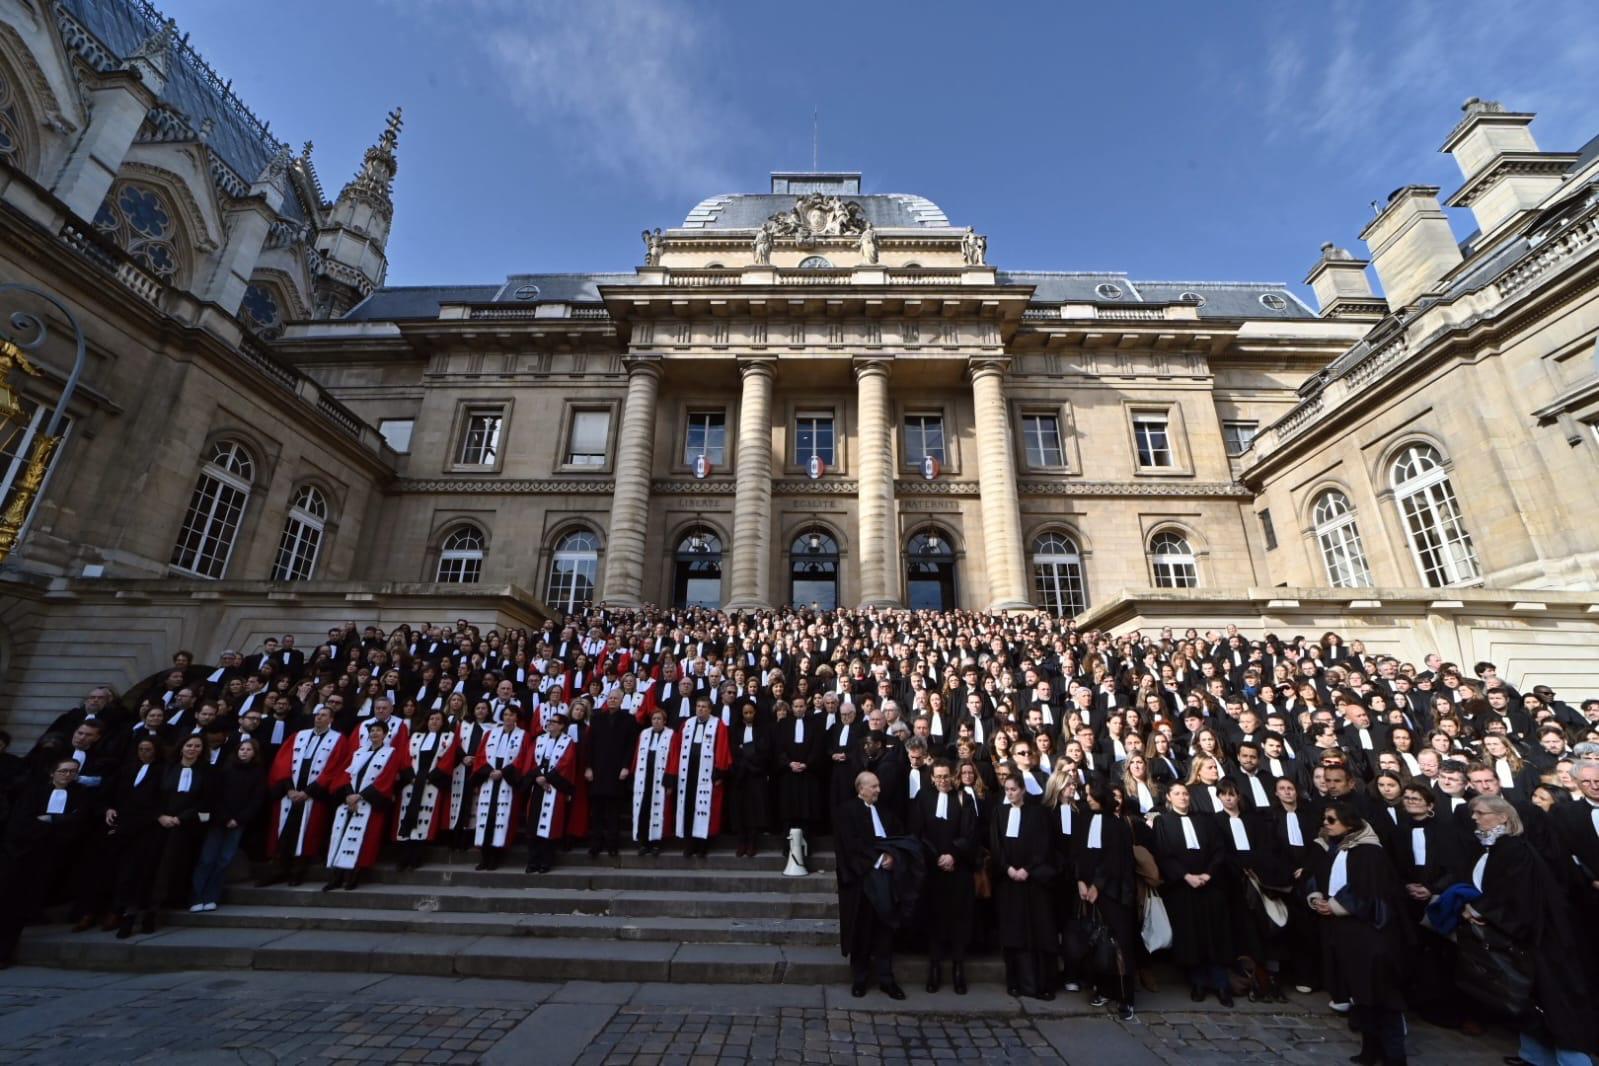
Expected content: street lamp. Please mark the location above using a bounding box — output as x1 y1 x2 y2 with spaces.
0 283 88 565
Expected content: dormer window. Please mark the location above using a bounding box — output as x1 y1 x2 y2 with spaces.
1095 283 1124 300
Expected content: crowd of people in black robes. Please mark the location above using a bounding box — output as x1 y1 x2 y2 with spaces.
2 607 1598 1066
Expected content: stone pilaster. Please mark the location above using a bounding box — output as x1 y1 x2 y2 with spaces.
724 360 775 610
596 357 661 606
854 358 900 607
969 359 1031 610
50 70 164 225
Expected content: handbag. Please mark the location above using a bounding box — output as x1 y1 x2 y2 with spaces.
1141 889 1173 952
1061 900 1091 966
1245 869 1290 928
1453 920 1534 1019
1086 904 1125 976
973 861 992 900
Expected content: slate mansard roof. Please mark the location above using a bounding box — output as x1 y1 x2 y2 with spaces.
680 193 952 231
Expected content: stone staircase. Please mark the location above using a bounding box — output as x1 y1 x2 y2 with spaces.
20 844 1007 984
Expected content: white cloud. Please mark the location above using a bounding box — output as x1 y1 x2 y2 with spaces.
402 0 741 196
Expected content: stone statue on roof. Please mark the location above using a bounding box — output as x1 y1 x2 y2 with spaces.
641 228 664 267
753 225 773 265
859 222 879 264
962 227 986 266
763 194 866 240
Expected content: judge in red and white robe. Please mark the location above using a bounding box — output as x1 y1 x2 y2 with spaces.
451 706 496 847
631 709 676 853
668 698 732 857
469 706 533 870
526 714 578 873
357 698 410 753
318 719 403 889
263 708 343 883
393 711 460 869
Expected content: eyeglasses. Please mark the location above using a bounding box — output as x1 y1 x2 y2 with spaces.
1321 816 1339 825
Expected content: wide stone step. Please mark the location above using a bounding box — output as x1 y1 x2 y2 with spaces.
17 926 1006 985
227 883 840 920
375 845 837 873
352 862 831 895
164 904 839 945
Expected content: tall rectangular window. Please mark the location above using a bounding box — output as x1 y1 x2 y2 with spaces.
1223 420 1258 457
904 414 946 463
456 409 502 466
684 411 726 465
1021 414 1064 467
1258 509 1278 551
795 412 835 465
1133 412 1174 468
566 410 611 466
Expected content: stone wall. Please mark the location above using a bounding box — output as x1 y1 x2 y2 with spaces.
0 577 549 744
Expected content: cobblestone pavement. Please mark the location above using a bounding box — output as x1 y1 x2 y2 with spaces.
0 967 1518 1065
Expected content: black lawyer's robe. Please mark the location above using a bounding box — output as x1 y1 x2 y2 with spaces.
988 800 1057 950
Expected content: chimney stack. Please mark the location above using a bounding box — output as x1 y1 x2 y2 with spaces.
1441 98 1570 238
1304 242 1386 320
1360 186 1462 310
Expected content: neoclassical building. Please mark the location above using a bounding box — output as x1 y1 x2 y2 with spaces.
3 1 1599 738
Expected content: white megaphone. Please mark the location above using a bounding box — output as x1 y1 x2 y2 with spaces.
783 828 810 877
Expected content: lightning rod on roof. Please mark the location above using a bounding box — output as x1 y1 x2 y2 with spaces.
812 109 818 171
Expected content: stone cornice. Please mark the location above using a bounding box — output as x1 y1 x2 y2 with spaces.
1445 153 1578 209
894 479 981 496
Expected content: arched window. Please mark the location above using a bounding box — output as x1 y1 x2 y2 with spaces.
1390 443 1479 586
93 180 186 283
1312 490 1373 588
241 282 284 339
271 485 327 581
905 527 956 611
545 530 599 612
1148 531 1197 589
674 528 723 609
436 524 485 584
171 440 254 578
790 528 839 610
1032 532 1087 616
0 63 32 174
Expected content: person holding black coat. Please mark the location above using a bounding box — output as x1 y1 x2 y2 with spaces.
990 775 1057 1000
1464 795 1598 1066
1215 779 1291 1001
1306 801 1410 1066
1397 783 1476 1029
1073 781 1140 1019
834 770 906 1000
1152 782 1236 1005
0 758 93 967
911 758 977 994
728 702 772 857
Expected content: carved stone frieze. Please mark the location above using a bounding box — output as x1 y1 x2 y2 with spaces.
1015 479 1252 498
650 479 736 495
893 480 981 496
772 479 860 496
395 478 615 494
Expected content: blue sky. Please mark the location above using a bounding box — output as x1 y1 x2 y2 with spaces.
162 0 1599 299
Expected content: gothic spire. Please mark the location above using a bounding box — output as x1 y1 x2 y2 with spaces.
338 106 402 218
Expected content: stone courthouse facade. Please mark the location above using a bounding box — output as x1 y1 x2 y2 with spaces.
3 1 1599 737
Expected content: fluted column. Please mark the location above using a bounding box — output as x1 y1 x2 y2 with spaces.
969 359 1031 610
854 358 900 607
596 357 662 606
725 359 775 610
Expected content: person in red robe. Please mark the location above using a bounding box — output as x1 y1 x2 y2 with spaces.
470 704 533 870
450 700 495 850
318 719 403 890
393 708 460 870
562 699 592 848
260 705 343 886
631 708 676 855
668 696 732 857
527 713 579 873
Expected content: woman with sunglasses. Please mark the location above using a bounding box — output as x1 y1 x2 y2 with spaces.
1306 802 1409 1066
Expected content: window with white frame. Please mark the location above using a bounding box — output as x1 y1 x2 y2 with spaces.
1148 530 1198 588
270 485 327 581
171 440 254 578
795 411 835 465
456 409 502 466
378 418 413 454
684 410 726 466
0 394 71 530
1032 532 1088 616
1312 490 1374 588
435 524 485 584
904 413 947 464
546 530 599 612
566 410 611 466
1132 412 1175 468
1222 420 1258 457
1390 444 1480 587
1021 413 1064 467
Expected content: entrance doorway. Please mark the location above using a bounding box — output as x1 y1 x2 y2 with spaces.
673 528 723 609
905 528 955 610
789 528 839 610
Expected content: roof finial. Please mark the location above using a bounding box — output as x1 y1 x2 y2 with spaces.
127 16 177 78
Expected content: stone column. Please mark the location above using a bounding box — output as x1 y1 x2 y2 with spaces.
969 359 1031 610
596 357 661 606
724 360 775 610
854 358 900 607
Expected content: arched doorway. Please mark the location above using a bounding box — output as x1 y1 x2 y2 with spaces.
905 527 955 610
789 528 839 610
673 527 723 608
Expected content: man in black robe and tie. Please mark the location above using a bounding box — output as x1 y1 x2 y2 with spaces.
834 771 906 1000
